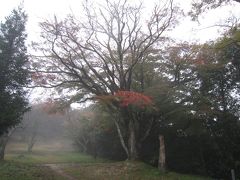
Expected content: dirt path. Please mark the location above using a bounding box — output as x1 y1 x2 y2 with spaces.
44 164 78 180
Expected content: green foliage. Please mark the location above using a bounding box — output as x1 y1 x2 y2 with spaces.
0 6 29 135
135 29 240 178
65 105 126 160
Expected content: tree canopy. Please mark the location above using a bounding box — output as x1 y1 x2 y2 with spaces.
29 0 240 177
31 0 180 160
31 0 179 101
0 7 29 135
189 0 240 20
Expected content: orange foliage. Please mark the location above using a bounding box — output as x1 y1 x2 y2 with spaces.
115 91 153 107
96 91 153 108
195 58 205 65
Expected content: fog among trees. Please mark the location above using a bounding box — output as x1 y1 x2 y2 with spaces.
7 104 73 153
0 0 240 179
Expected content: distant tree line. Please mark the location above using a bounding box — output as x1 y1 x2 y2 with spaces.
64 26 240 179
0 1 239 179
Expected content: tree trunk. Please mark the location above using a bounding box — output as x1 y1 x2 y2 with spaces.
0 128 15 161
113 110 139 161
27 140 35 153
0 133 10 160
76 139 87 153
158 134 166 172
128 120 138 160
27 132 37 153
113 116 129 158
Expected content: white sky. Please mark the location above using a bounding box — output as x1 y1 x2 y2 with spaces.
0 0 240 105
0 0 239 44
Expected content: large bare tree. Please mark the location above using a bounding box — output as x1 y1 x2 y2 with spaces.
31 0 179 160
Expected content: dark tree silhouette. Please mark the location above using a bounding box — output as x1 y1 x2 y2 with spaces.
0 6 29 160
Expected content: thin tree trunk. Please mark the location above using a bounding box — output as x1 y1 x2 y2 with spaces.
158 134 166 172
112 109 138 160
27 131 37 153
0 134 8 160
128 120 138 160
113 117 129 158
76 139 87 153
27 139 35 153
0 129 15 160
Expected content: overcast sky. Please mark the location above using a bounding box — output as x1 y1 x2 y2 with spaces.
1 0 240 44
1 0 240 104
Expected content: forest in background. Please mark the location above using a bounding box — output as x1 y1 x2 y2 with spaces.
0 0 240 179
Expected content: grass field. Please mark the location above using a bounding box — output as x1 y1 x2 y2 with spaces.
1 160 211 180
6 151 107 164
0 161 65 180
1 142 212 180
63 161 211 180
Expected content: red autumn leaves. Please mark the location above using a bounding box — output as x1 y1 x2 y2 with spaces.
96 91 153 108
115 91 153 107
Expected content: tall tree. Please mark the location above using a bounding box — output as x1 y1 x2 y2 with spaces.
0 6 29 160
189 0 240 20
31 0 179 160
195 28 240 176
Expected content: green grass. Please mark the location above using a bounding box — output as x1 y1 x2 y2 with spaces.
63 161 211 180
0 160 211 180
5 151 212 180
0 161 64 180
4 142 212 180
6 141 107 164
6 150 107 164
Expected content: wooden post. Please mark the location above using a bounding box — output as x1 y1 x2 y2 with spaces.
231 169 236 180
158 134 166 172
